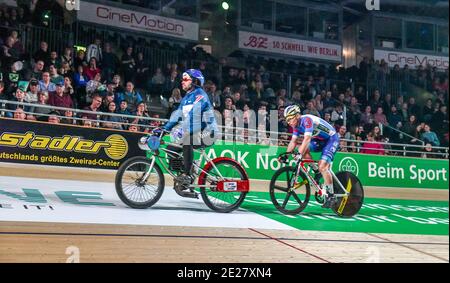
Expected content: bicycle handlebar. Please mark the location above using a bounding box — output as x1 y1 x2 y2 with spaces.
151 127 170 139
278 152 292 157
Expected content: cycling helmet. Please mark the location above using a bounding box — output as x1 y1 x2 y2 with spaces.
183 69 205 87
284 105 301 119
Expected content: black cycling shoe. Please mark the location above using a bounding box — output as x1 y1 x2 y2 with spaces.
321 194 337 208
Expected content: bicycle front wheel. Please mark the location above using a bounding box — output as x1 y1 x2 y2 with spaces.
199 159 248 213
269 166 310 215
115 156 165 209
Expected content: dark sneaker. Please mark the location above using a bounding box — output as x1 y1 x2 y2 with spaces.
322 194 337 208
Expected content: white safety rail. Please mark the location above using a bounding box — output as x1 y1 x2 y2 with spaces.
1 99 448 159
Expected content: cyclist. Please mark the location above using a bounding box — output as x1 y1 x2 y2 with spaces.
152 69 218 186
280 105 340 208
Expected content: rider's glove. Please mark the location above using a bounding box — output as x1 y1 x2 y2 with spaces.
151 127 163 136
277 153 288 163
294 153 303 162
200 130 211 139
138 135 150 150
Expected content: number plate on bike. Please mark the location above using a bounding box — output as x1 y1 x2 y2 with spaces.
224 182 237 191
217 180 250 192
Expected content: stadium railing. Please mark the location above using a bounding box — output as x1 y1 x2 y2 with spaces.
1 99 448 159
20 24 74 61
366 69 403 101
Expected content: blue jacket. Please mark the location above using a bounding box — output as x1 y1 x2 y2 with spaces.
115 91 143 112
73 73 88 88
421 131 440 146
163 87 218 134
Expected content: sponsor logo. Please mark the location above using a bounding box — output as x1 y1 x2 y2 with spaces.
238 31 341 61
338 157 359 175
104 134 128 160
386 53 448 69
96 6 184 35
303 117 312 128
0 132 128 160
375 50 449 70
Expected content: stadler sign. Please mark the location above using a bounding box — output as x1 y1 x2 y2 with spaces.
77 1 199 41
374 49 449 70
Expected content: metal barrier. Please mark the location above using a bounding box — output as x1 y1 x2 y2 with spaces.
381 123 425 145
338 138 448 158
6 24 74 62
22 24 74 60
213 66 355 100
75 22 179 73
1 99 448 159
135 45 179 76
366 69 403 102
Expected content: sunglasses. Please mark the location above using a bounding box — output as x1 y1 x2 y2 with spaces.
285 115 296 123
182 77 192 82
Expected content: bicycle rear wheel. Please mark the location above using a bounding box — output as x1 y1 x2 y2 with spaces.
198 159 248 213
115 156 165 209
331 171 364 218
269 166 310 215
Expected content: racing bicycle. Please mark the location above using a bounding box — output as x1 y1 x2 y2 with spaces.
115 128 249 213
269 152 364 217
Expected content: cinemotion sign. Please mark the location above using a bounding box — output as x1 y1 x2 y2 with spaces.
374 49 449 70
77 1 199 41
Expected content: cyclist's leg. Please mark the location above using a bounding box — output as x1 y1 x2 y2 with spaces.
319 134 340 194
182 131 205 176
183 144 193 174
303 148 312 159
182 133 194 175
171 133 195 186
318 160 332 191
304 139 319 160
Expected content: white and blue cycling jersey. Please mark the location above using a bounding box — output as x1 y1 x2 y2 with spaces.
292 114 339 163
163 87 218 135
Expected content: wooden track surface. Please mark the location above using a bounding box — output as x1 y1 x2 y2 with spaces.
0 162 448 263
0 221 448 263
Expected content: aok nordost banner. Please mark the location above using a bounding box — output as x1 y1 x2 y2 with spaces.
238 30 342 62
78 1 199 41
183 142 448 190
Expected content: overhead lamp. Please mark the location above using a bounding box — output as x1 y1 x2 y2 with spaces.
221 1 229 10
